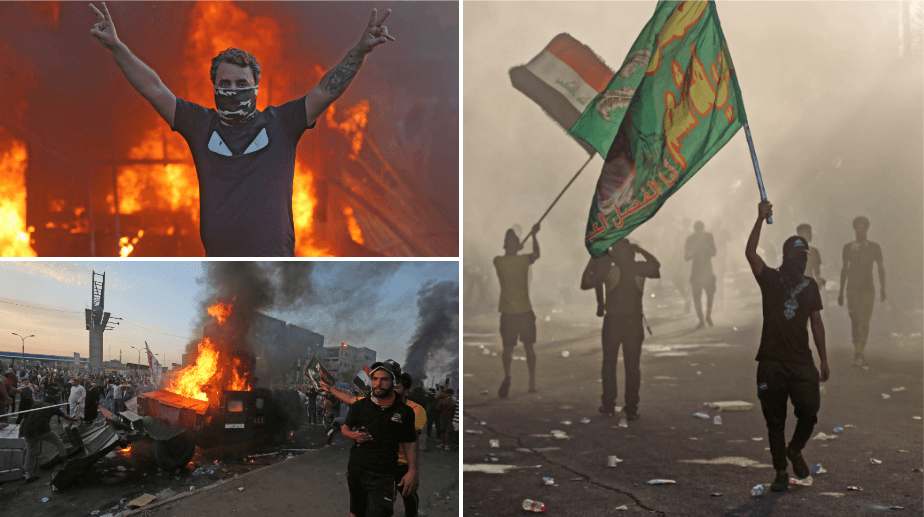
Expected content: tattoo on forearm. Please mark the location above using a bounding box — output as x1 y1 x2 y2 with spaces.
322 51 365 95
324 66 358 94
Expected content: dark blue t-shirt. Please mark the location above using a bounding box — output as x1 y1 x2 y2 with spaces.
172 96 314 256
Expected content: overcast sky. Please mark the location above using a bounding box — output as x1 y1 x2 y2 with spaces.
0 261 457 368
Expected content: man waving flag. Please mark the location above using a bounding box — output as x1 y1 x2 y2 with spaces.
570 1 748 258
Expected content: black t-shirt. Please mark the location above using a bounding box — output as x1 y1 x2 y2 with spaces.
344 396 417 473
755 267 823 365
21 402 67 439
172 96 315 257
603 259 660 314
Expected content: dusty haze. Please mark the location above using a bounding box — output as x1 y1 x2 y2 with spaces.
464 1 924 321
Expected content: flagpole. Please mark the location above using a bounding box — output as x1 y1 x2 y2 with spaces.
520 154 596 245
743 122 772 224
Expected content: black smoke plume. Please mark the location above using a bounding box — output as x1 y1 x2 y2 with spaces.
403 280 459 389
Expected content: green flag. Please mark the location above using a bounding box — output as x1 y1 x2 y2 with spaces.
569 1 747 258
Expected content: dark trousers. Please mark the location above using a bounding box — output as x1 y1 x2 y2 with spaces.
691 275 716 319
846 290 875 354
394 463 419 517
601 312 644 413
756 359 820 471
308 405 317 425
348 464 396 517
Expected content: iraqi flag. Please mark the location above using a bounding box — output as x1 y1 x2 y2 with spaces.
352 366 372 394
145 341 163 388
510 33 615 155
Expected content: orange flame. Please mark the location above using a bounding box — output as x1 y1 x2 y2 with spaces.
165 338 251 402
119 230 145 257
326 100 370 159
0 135 37 257
166 339 219 401
207 300 233 325
343 205 364 245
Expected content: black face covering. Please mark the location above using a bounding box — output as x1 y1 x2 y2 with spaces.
779 254 808 292
214 85 258 127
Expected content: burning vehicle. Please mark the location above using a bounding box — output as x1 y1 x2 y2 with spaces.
51 298 304 489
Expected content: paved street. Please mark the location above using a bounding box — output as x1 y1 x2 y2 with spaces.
0 418 458 517
463 289 923 516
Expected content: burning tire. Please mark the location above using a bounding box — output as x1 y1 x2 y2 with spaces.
151 435 196 471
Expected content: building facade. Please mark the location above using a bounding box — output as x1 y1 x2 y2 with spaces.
322 344 376 382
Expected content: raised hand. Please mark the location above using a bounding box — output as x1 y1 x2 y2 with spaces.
356 8 396 54
89 2 120 50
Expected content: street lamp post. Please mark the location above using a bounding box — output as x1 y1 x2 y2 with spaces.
12 333 34 370
130 345 142 378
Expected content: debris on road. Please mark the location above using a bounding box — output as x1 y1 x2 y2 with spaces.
522 499 547 512
561 351 570 358
618 418 628 428
813 464 827 475
41 497 49 503
465 430 484 435
155 488 176 500
541 477 554 486
789 476 813 486
615 504 628 510
560 421 572 425
833 426 843 433
812 432 838 441
871 459 882 465
882 394 891 400
692 412 710 419
710 492 722 497
705 401 754 411
751 437 763 441
579 418 590 424
489 439 500 448
821 492 845 497
607 456 623 467
750 485 765 497
846 486 863 491
126 494 157 508
477 420 486 425
892 387 906 392
647 479 676 485
480 390 488 396
713 416 722 425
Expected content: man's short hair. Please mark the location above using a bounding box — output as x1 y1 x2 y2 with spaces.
399 372 413 391
796 223 812 235
210 48 261 86
853 216 870 230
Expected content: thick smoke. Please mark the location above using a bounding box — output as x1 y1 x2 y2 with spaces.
183 262 406 387
403 280 459 389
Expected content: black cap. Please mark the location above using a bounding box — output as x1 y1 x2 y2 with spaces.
783 235 809 256
370 360 401 381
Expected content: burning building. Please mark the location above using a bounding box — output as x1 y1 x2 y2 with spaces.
0 2 458 257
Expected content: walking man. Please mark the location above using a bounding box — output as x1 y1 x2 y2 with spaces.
745 200 829 492
494 224 541 397
838 216 885 367
20 395 79 483
581 239 660 420
685 221 717 328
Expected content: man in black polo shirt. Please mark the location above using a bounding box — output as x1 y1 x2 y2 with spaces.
581 239 660 420
90 3 396 256
342 360 418 517
745 200 829 492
